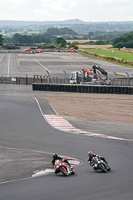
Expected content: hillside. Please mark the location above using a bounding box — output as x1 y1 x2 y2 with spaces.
0 20 133 35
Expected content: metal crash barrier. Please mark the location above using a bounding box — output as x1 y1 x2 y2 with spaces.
32 83 133 95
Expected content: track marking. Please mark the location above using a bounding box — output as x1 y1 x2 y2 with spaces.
44 115 133 141
0 146 81 184
7 54 10 77
32 156 81 178
0 54 4 63
32 157 81 178
33 97 133 141
34 58 51 73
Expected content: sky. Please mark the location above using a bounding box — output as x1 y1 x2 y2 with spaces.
0 0 133 22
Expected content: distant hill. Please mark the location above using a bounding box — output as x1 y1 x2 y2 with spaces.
0 19 86 26
1 19 133 35
1 19 133 26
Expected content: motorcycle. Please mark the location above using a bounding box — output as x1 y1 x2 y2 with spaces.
54 159 75 176
90 156 111 173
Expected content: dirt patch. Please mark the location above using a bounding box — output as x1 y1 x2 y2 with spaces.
45 93 133 123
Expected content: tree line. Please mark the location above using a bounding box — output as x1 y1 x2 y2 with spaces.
46 27 76 36
2 33 70 49
4 33 56 44
0 29 133 49
113 31 133 48
0 34 4 46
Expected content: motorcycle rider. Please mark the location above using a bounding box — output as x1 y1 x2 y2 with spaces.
88 151 108 166
51 153 73 173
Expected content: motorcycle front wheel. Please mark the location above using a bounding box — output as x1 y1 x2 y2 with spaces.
60 168 68 176
99 164 107 173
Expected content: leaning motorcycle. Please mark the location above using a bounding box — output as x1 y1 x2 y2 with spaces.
54 159 75 176
90 156 111 173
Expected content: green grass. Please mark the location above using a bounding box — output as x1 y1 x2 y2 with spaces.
83 49 133 62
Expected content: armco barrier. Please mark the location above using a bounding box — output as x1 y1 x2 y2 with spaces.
32 83 133 95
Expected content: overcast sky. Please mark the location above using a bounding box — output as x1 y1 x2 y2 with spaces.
0 0 133 22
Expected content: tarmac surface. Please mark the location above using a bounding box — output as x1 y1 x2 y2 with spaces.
0 84 133 183
0 52 133 77
0 85 54 183
0 50 133 199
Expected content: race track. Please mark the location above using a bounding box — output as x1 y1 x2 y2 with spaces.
0 86 133 200
0 52 133 77
0 52 133 200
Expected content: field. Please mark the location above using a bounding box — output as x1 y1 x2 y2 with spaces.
78 44 112 49
66 40 97 43
81 48 133 62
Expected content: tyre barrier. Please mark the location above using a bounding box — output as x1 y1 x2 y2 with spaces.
32 83 133 95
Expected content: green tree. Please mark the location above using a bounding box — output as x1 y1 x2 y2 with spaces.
113 31 133 48
0 34 4 46
68 42 79 50
12 33 22 43
113 42 126 48
95 40 106 45
46 27 77 36
5 33 56 44
88 32 94 39
56 37 66 47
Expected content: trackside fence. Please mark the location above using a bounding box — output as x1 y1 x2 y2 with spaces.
1 76 133 87
0 76 69 85
110 77 133 86
32 83 133 95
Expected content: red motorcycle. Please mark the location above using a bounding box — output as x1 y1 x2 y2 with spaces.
54 159 75 176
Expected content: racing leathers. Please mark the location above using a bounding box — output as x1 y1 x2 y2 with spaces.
51 155 72 173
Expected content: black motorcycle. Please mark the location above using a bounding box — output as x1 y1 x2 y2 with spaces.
90 156 111 173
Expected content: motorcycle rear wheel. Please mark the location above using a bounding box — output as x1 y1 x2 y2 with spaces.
71 168 75 174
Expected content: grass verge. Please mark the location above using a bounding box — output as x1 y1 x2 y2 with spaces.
79 49 133 68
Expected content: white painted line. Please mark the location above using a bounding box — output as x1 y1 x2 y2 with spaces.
50 124 74 127
47 120 72 123
57 129 77 132
0 54 4 62
50 124 73 127
7 54 10 77
33 97 45 119
44 115 133 141
48 122 72 125
48 122 68 124
0 145 81 184
47 119 71 122
34 99 133 142
34 58 51 73
69 160 81 165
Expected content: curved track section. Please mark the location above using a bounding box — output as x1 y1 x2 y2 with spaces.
0 95 133 200
44 114 133 141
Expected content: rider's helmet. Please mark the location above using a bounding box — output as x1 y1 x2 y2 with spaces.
53 153 58 159
88 151 94 158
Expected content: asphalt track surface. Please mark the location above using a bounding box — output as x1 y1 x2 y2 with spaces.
0 85 133 200
0 52 133 77
0 52 133 200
